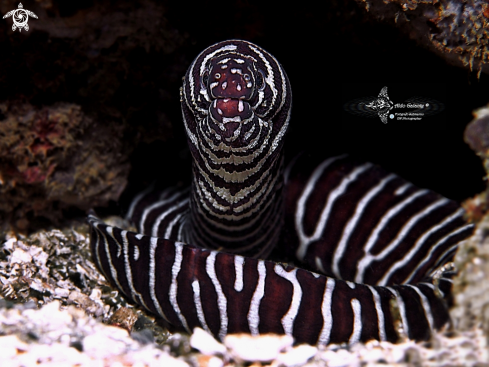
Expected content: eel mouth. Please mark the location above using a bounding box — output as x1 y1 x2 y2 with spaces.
209 98 253 139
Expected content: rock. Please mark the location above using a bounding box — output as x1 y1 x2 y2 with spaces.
451 102 489 340
275 344 317 367
0 335 28 359
0 0 187 228
0 102 130 228
224 333 294 362
353 0 489 77
82 325 130 359
10 248 33 264
22 300 72 330
0 299 189 366
318 348 361 367
67 290 104 317
108 306 139 332
190 328 226 356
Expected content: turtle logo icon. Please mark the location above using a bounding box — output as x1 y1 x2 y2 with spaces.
3 3 38 32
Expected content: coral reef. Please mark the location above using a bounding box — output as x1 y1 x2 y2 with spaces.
450 104 489 341
354 0 489 77
0 102 130 228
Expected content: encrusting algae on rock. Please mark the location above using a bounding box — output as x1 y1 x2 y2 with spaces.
0 102 130 230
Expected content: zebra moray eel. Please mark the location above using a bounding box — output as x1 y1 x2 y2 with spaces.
88 40 474 345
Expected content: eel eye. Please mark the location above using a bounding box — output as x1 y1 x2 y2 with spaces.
256 69 266 91
243 74 251 81
214 73 221 79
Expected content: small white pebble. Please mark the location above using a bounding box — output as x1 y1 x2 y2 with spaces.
157 352 190 367
0 335 28 359
55 287 70 298
320 349 360 367
10 248 32 264
15 343 89 366
89 288 102 301
276 344 317 366
208 356 224 367
224 333 293 362
391 344 410 363
82 327 128 359
3 238 16 250
23 301 72 330
32 248 49 266
190 328 226 355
